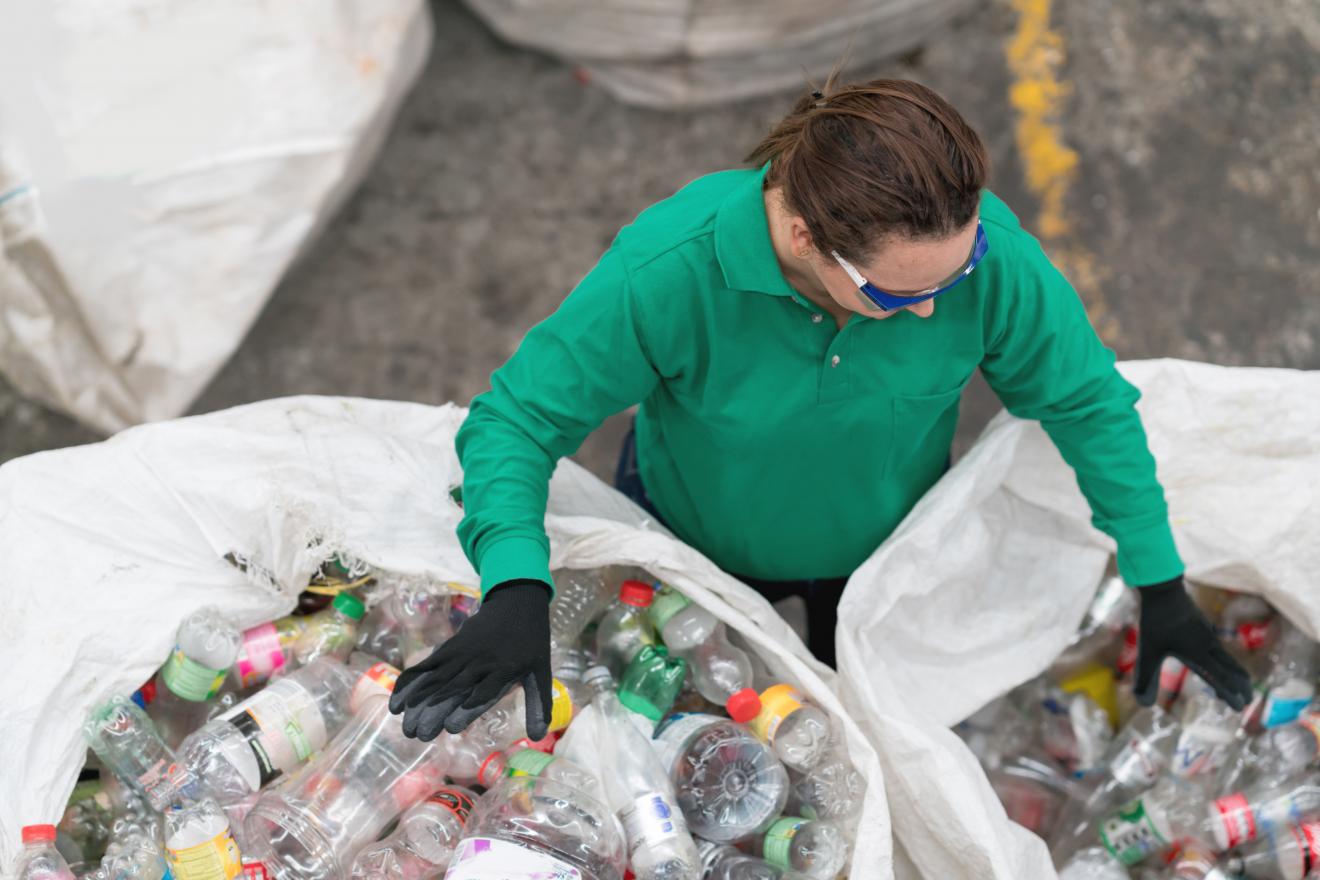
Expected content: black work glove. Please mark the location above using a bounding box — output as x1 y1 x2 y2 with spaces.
390 579 552 742
1133 576 1253 711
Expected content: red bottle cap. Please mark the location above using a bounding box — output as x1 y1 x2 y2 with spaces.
726 688 763 724
619 580 655 608
21 825 56 844
139 679 157 706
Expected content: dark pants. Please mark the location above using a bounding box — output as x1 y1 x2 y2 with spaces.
614 427 848 668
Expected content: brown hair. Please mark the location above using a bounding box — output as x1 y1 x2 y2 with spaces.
745 74 989 263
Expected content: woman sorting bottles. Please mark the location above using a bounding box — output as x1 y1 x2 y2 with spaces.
389 75 1253 743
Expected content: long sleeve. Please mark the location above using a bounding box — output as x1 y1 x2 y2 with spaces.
455 249 661 595
979 234 1184 586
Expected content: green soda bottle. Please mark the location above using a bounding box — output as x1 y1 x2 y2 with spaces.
618 644 688 723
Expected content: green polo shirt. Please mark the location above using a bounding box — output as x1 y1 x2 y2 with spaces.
455 162 1183 594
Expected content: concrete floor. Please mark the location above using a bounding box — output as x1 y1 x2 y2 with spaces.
1 0 1317 480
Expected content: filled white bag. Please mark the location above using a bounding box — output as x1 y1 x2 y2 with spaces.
0 1 432 433
836 358 1320 879
0 396 889 877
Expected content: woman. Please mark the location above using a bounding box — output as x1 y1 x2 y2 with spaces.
390 76 1251 743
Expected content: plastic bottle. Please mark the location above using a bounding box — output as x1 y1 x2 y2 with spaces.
150 608 242 748
787 746 866 822
242 695 448 880
648 586 762 723
1057 847 1130 880
349 786 476 880
1218 703 1320 793
444 776 626 880
620 645 688 723
442 691 530 786
1095 774 1210 866
476 745 603 801
346 652 403 713
1216 593 1278 664
696 838 807 880
1171 674 1243 780
1223 820 1320 880
98 818 168 880
15 826 76 880
747 685 834 773
1260 624 1320 729
231 617 308 690
753 817 848 880
163 798 243 880
596 580 659 678
550 646 594 721
84 697 195 811
548 568 617 663
289 592 367 668
584 665 701 880
1207 770 1320 851
178 656 359 805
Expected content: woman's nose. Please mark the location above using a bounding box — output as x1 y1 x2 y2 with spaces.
908 299 936 318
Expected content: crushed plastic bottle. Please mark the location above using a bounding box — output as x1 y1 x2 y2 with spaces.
548 568 617 663
1218 702 1320 793
163 798 243 880
753 817 848 880
748 685 834 773
84 697 195 811
98 817 168 880
596 580 659 679
349 786 476 880
648 585 762 723
1171 674 1243 780
15 825 76 880
786 745 866 822
290 592 366 669
150 608 242 748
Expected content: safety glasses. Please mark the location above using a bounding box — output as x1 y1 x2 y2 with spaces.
830 221 989 312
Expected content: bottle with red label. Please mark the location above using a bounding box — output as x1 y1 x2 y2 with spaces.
1223 819 1320 880
1218 703 1320 793
1206 770 1320 851
348 786 476 880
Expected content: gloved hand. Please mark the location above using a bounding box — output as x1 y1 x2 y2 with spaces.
1133 576 1253 710
389 578 552 742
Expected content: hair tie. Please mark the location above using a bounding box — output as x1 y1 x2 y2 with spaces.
811 89 827 108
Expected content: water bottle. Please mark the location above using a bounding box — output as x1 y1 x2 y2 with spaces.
150 608 242 748
1094 773 1209 866
1056 847 1130 880
231 617 308 690
1223 819 1320 880
1259 623 1320 729
349 786 476 880
584 665 701 880
15 826 76 880
84 697 196 811
620 645 688 723
754 817 848 880
476 745 603 802
748 686 834 773
596 581 659 679
1218 703 1320 793
786 746 866 822
648 586 761 723
442 691 530 786
347 652 403 713
650 713 788 844
696 838 806 880
98 817 168 880
548 568 617 663
1206 770 1320 851
1170 674 1244 779
290 592 367 668
242 695 448 880
549 646 594 722
178 657 359 805
163 798 243 880
444 776 626 880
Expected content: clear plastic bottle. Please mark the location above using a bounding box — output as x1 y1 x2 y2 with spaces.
649 586 762 723
163 798 243 880
1216 593 1278 665
549 646 594 722
178 657 359 805
150 608 242 748
1223 820 1320 880
697 838 806 880
15 825 76 880
445 776 626 880
290 592 366 668
1260 624 1320 729
596 580 659 679
346 652 403 713
748 685 834 773
242 695 448 880
1094 774 1209 866
787 746 866 822
98 817 168 880
1171 674 1243 780
84 696 196 811
349 786 476 880
754 817 848 880
1218 703 1320 793
231 617 308 690
650 713 788 844
1206 770 1320 851
1057 847 1130 880
584 665 701 880
476 745 603 802
442 691 529 786
548 568 617 663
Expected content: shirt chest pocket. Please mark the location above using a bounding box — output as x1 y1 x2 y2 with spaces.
884 384 965 481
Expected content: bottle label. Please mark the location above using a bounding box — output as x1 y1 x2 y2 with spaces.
1109 735 1165 788
651 713 722 775
427 788 475 825
507 749 557 778
162 648 228 702
349 661 401 713
647 587 691 631
1295 821 1320 874
763 818 804 868
219 678 327 788
548 679 574 733
444 836 581 879
619 793 689 856
750 685 804 744
1212 791 1257 848
1262 680 1315 728
138 757 190 803
1099 800 1167 865
166 828 243 880
234 623 288 688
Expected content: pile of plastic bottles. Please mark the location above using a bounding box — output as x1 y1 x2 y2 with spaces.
17 561 863 880
957 567 1320 879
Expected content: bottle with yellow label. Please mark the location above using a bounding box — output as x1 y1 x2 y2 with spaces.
748 684 835 773
165 798 243 880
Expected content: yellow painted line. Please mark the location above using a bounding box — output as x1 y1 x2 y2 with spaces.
1004 0 1119 342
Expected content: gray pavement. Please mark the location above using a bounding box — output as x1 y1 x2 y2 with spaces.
1 0 1317 480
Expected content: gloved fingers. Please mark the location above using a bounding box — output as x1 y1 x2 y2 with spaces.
1132 648 1166 707
1179 645 1254 710
442 675 519 736
392 654 466 713
398 665 482 736
402 690 470 742
521 666 552 743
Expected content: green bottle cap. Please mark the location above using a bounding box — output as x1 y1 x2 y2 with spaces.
332 592 366 620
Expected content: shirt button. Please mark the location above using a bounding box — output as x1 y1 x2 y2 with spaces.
811 313 823 324
831 355 841 367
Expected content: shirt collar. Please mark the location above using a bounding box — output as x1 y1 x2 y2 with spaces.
714 161 799 298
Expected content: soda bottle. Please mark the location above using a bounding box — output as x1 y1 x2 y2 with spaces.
1206 770 1320 851
84 696 197 812
754 817 848 880
15 826 76 880
178 657 360 805
747 685 834 773
150 608 242 748
696 838 807 879
230 617 308 690
476 745 603 801
289 592 366 668
584 666 701 880
1222 819 1320 880
595 580 659 678
1259 623 1319 730
619 645 688 724
648 585 762 723
444 776 626 880
786 746 866 822
243 695 448 880
1218 703 1320 793
349 786 476 880
650 713 789 843
1170 674 1243 780
548 568 617 663
163 798 243 880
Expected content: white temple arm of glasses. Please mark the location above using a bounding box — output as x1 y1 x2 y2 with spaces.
830 250 868 287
